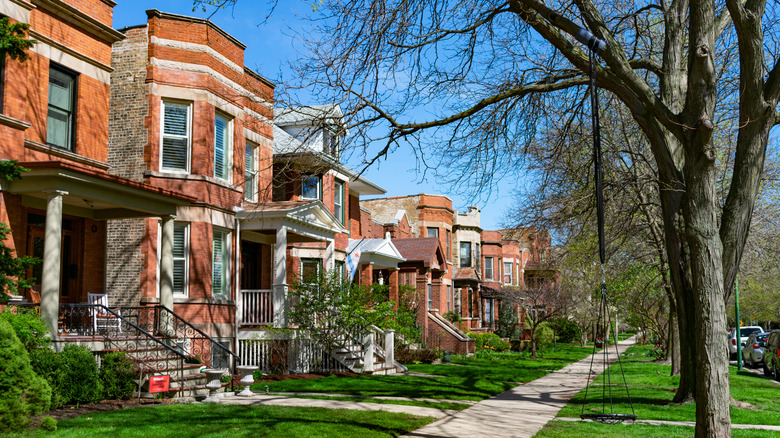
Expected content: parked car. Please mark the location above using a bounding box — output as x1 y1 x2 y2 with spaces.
764 330 780 380
727 326 764 359
743 332 770 368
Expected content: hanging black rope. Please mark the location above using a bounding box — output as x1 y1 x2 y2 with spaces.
578 31 637 425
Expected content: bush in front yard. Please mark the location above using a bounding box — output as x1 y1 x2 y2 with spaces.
100 351 138 400
60 344 101 404
29 348 67 409
0 319 51 431
468 332 509 352
395 346 439 364
0 307 50 352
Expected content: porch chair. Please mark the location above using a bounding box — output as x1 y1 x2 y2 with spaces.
87 293 122 334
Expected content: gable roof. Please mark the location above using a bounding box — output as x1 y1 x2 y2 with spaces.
393 237 446 271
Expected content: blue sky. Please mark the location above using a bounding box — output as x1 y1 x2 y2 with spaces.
112 1 523 230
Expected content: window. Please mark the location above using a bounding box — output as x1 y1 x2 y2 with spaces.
244 141 257 201
427 283 432 310
301 175 320 200
540 250 546 263
172 224 189 295
335 260 345 282
467 288 473 317
334 180 345 223
427 227 438 238
212 228 230 297
447 285 452 312
214 112 232 181
485 257 494 280
475 243 481 272
47 64 77 150
161 100 191 172
504 261 513 285
446 230 451 261
459 242 471 267
324 126 341 157
301 258 322 282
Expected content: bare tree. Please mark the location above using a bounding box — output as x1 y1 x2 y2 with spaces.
207 0 780 434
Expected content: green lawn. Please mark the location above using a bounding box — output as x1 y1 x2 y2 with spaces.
3 404 434 438
253 344 594 402
536 420 780 438
546 345 780 435
274 393 472 411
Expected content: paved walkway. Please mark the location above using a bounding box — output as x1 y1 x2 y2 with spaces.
401 339 635 437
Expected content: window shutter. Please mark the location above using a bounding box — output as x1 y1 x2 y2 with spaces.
215 114 228 180
172 225 186 294
162 103 189 170
212 230 224 294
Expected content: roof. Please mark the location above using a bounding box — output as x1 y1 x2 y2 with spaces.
274 104 344 127
393 237 446 270
453 267 480 281
347 234 406 269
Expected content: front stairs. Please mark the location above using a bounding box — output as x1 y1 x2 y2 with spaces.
330 326 406 375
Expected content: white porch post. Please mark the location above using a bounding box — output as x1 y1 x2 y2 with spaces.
160 215 175 336
363 331 375 372
273 226 288 327
41 190 67 339
385 329 395 367
325 239 335 272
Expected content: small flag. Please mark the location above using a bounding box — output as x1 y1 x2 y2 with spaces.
346 247 361 282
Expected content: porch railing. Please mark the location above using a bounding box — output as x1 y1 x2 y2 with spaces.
238 289 273 325
117 305 239 374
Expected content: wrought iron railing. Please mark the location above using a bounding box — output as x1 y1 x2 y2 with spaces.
15 303 187 395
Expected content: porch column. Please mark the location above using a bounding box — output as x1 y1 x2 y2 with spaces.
360 263 373 286
325 239 335 272
273 226 287 327
159 215 175 336
41 190 67 338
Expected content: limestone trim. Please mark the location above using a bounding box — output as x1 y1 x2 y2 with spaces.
174 205 236 229
0 113 31 130
144 170 241 192
243 127 272 148
243 106 272 125
29 30 112 83
24 139 110 170
1 0 34 24
150 36 243 74
31 0 125 44
150 58 273 109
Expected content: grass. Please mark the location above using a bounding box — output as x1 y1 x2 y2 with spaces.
536 420 780 438
253 344 594 402
2 404 434 438
274 393 471 411
547 344 780 435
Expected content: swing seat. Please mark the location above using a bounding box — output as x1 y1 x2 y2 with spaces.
581 413 637 424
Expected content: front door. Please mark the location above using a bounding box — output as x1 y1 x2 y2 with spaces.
27 219 82 303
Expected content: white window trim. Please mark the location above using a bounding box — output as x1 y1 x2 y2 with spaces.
504 261 513 285
301 175 321 200
156 222 190 298
159 99 192 174
334 179 344 223
212 227 231 297
244 140 258 202
485 257 494 280
214 111 233 183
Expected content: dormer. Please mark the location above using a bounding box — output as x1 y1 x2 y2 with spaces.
274 104 347 160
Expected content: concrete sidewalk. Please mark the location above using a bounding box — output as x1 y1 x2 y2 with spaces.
401 339 635 438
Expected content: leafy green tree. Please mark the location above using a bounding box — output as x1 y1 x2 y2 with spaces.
0 17 35 61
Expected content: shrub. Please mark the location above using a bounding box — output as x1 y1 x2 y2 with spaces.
60 344 101 404
535 322 555 349
468 332 509 352
395 346 439 364
0 307 50 351
29 348 67 409
0 319 51 431
550 318 580 343
443 311 461 323
100 351 137 400
39 416 57 432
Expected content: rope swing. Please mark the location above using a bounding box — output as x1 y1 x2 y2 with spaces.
576 28 637 425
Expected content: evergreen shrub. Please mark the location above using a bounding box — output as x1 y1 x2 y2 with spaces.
100 351 137 400
550 318 580 343
29 348 66 409
0 319 51 431
0 307 50 351
60 345 101 404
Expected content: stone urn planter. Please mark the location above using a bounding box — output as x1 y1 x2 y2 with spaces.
202 369 224 403
236 365 258 397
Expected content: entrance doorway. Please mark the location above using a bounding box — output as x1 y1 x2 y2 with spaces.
26 213 82 303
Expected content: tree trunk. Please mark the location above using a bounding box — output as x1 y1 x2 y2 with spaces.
668 293 681 375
